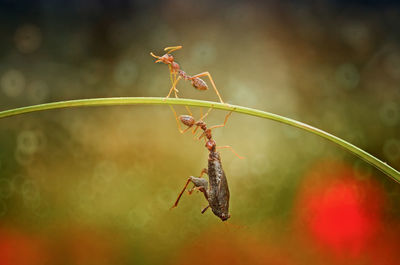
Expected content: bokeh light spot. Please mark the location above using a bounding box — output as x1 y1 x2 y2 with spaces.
379 101 399 127
335 63 359 90
384 51 400 79
27 80 49 104
383 138 400 162
1 69 25 97
14 24 42 54
113 60 138 87
190 41 217 66
17 130 40 155
0 178 13 199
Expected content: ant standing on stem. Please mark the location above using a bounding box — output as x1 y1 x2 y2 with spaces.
150 45 224 103
150 46 227 130
171 109 243 221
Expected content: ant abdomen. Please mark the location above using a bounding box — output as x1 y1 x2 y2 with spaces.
191 77 208 91
179 115 195 127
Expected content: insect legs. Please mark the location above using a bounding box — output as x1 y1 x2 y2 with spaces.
171 168 209 209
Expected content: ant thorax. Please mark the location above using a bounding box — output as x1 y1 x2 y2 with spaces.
171 61 180 72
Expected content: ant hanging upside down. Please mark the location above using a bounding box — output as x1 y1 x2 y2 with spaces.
171 109 243 221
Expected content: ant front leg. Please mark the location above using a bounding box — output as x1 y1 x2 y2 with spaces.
165 65 181 99
208 111 233 131
190 71 224 104
166 66 193 128
198 111 232 140
192 108 213 140
217 145 245 159
166 75 182 99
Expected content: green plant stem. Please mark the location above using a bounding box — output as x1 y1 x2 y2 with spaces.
0 97 399 182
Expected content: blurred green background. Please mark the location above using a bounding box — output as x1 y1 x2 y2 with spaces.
0 0 400 264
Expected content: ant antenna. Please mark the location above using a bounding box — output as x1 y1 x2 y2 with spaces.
164 46 182 53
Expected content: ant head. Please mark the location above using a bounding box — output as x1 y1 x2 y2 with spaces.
150 52 174 64
179 115 195 127
150 46 182 65
205 139 216 152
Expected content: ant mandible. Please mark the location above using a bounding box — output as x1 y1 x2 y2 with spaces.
150 45 224 103
171 109 243 221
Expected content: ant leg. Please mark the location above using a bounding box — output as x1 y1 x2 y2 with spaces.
216 145 245 159
190 72 224 104
168 69 193 116
164 45 182 53
197 110 232 140
166 75 182 99
169 105 191 133
192 108 213 139
168 65 177 90
167 73 193 133
200 107 213 121
166 65 180 98
172 70 180 95
208 111 233 131
192 107 213 139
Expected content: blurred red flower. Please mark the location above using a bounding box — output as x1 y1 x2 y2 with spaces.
0 226 48 265
294 161 385 260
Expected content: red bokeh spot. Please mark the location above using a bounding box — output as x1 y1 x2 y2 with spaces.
295 161 384 259
0 226 48 265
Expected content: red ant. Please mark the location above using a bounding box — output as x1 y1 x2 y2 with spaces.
171 109 243 221
150 45 224 103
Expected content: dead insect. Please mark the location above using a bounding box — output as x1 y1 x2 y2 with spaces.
171 110 243 221
150 45 224 103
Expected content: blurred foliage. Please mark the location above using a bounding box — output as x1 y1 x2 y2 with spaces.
0 0 400 264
